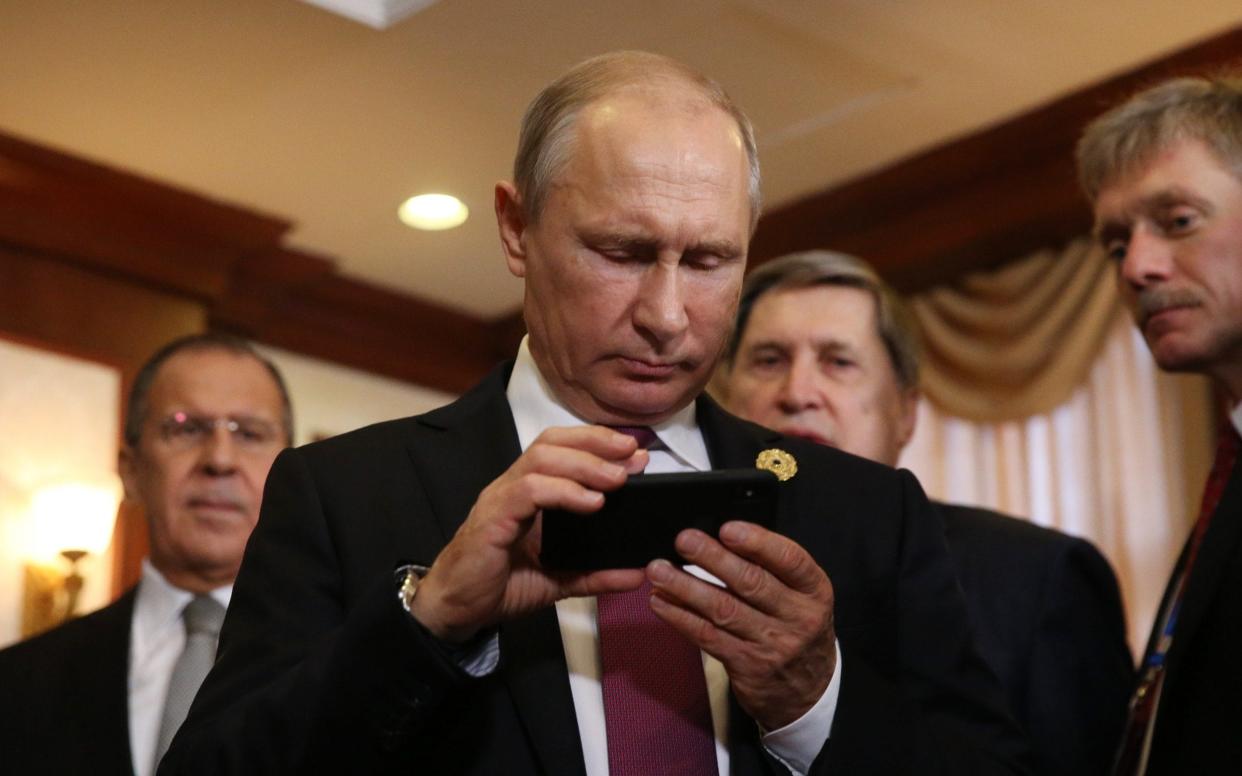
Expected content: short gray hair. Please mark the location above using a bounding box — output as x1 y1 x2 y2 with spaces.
1077 73 1242 202
726 251 921 390
124 333 293 447
514 50 761 229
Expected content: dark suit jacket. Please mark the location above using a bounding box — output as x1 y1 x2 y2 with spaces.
0 588 137 774
939 503 1133 776
161 366 1030 774
1140 459 1242 774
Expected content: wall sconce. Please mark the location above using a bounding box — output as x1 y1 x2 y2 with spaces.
21 483 118 638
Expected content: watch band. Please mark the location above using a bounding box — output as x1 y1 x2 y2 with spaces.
395 564 431 614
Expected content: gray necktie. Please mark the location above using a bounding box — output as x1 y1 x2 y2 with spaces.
154 595 225 766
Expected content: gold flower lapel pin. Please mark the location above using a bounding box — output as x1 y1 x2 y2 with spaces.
756 448 797 482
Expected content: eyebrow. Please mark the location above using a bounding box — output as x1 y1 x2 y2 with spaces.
1093 187 1214 240
744 337 857 355
582 230 744 260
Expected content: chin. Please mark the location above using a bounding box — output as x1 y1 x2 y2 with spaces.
1149 340 1213 373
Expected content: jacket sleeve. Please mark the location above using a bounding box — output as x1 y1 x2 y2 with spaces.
1024 539 1134 775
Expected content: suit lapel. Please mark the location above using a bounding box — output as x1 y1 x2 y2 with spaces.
1166 461 1242 681
697 396 799 537
405 364 522 543
697 395 776 470
109 591 139 770
500 609 588 776
73 590 138 772
408 363 585 773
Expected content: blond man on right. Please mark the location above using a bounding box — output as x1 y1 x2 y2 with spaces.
1077 74 1242 775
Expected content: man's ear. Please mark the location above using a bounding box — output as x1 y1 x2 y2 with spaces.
117 446 139 503
495 181 529 278
896 387 920 450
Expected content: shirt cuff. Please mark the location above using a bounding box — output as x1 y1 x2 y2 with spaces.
760 638 842 775
457 631 500 677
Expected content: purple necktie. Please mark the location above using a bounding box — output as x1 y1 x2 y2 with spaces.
597 426 718 776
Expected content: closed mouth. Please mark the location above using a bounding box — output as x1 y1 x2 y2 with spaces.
617 356 682 377
187 496 244 513
782 428 832 447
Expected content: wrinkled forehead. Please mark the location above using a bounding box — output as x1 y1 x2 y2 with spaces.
747 284 882 348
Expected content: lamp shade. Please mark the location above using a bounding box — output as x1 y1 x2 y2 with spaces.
25 483 119 562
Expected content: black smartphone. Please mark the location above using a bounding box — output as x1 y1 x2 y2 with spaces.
539 468 779 571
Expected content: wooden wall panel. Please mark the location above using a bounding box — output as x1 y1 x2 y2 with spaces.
213 248 502 394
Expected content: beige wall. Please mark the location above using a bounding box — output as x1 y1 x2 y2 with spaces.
256 345 456 446
0 338 121 648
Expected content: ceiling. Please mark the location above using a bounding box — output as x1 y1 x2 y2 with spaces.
0 1 1238 318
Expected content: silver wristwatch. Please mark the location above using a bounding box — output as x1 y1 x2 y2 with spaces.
396 564 431 614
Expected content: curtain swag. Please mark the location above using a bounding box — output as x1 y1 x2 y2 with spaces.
909 237 1124 422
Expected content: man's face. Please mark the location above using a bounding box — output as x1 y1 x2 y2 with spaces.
1094 138 1242 390
725 285 917 467
119 349 287 591
497 88 752 424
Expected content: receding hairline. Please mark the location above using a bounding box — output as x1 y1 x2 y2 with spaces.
1076 73 1242 202
124 336 294 448
727 251 922 390
513 50 762 228
145 348 285 417
561 82 751 179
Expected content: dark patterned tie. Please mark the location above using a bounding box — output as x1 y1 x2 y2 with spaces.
155 595 226 766
597 425 718 776
1112 422 1241 775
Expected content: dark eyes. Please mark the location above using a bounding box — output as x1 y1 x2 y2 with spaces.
685 252 726 270
746 353 855 372
1099 208 1201 262
1167 211 1198 232
159 414 279 449
749 353 784 370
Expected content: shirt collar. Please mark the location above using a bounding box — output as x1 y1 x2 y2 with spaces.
505 336 711 471
1230 401 1242 438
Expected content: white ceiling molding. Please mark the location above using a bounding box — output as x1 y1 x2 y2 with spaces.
299 0 439 30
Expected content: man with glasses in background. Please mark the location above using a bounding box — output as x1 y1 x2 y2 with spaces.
0 333 293 776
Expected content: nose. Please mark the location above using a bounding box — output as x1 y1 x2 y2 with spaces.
1120 226 1174 290
199 426 239 475
632 262 689 347
777 354 821 413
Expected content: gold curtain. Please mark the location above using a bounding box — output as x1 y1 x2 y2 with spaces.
910 238 1123 422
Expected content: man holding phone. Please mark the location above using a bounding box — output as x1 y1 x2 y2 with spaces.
163 51 1027 775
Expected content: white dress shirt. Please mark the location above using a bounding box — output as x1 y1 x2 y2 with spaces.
504 337 840 775
128 560 231 776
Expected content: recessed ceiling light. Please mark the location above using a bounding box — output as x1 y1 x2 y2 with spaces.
398 193 469 231
299 0 440 30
